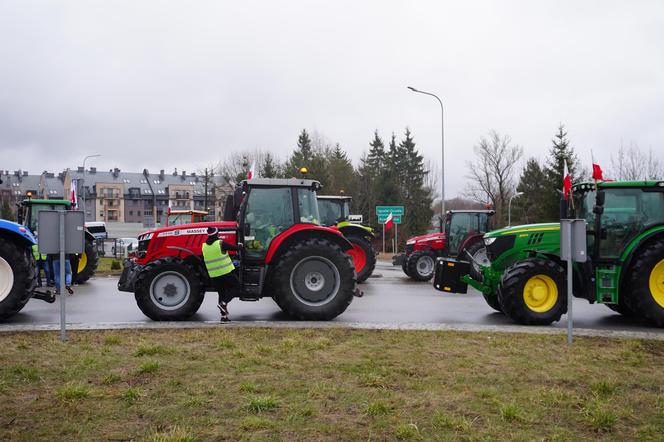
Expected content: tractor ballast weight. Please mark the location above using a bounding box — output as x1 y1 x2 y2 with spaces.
434 180 664 327
317 195 377 283
398 210 494 281
119 178 358 321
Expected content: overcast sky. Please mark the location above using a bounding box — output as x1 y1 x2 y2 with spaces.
1 0 662 197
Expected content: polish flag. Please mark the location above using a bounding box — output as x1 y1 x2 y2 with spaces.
247 161 256 180
592 163 604 181
563 161 572 200
384 212 394 232
70 178 78 209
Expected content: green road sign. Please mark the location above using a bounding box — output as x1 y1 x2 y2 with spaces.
376 206 404 224
377 214 402 224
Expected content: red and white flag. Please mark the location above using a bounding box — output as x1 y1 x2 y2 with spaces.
247 161 256 180
70 179 78 209
563 161 572 200
384 212 394 232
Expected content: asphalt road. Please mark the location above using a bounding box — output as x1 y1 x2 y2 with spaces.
4 261 663 336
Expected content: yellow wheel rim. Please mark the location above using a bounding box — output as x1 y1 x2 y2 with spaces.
649 259 664 309
78 253 88 274
523 274 558 313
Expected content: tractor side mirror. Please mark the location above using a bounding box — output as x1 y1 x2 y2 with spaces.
244 223 251 236
593 190 605 215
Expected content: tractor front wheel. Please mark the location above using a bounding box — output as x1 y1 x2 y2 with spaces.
273 238 356 320
463 241 490 282
345 235 376 283
401 258 411 277
134 257 204 320
499 258 566 325
0 237 35 320
624 240 664 327
406 250 436 281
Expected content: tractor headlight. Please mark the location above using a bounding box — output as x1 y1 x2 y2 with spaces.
406 239 416 245
484 237 497 246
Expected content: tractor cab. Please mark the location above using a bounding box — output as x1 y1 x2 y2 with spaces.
444 210 495 257
166 209 209 226
317 195 352 226
17 198 71 235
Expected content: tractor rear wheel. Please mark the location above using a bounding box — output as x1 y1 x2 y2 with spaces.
499 258 566 325
273 238 355 320
624 240 664 327
76 239 98 283
463 241 490 282
482 292 503 313
0 237 35 320
406 250 436 281
345 235 376 283
134 257 204 320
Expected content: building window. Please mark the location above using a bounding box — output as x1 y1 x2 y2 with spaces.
129 211 133 216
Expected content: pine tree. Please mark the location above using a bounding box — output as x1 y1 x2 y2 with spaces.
326 144 355 194
261 152 278 178
234 155 251 183
285 129 314 177
514 158 549 224
542 124 581 220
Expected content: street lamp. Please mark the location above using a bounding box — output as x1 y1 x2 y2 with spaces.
81 154 101 220
508 191 524 227
407 86 445 228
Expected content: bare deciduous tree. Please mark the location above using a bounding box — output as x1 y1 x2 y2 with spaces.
465 131 524 225
610 141 663 180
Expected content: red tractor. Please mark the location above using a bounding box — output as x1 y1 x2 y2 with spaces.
118 178 357 321
317 195 377 283
397 210 494 281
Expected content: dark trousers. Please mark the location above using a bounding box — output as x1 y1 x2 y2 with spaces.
211 273 240 304
70 255 80 284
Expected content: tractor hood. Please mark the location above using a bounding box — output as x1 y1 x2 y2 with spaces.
406 232 445 245
138 221 237 241
484 223 560 238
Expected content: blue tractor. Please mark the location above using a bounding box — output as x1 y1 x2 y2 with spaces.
0 219 39 320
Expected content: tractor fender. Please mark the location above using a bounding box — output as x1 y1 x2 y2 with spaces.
338 224 375 240
0 220 37 246
265 224 352 265
619 225 664 286
458 233 485 254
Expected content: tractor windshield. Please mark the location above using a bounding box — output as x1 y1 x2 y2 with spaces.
446 213 484 255
297 189 320 225
28 203 67 233
243 187 295 259
318 199 348 226
167 214 188 226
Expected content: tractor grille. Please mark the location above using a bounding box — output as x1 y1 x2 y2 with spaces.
527 232 545 246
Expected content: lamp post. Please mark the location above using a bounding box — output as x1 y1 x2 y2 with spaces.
508 191 524 227
407 86 445 228
81 154 101 221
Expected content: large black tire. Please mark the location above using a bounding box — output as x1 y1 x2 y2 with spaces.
623 240 664 327
0 237 35 320
134 257 204 320
272 238 356 320
76 239 98 283
402 258 411 277
499 258 567 325
345 235 376 283
406 250 436 281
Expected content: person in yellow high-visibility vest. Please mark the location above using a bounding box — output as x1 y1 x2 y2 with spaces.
202 227 242 322
32 244 49 287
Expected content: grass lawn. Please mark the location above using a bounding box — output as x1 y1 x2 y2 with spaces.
95 256 123 276
0 328 662 441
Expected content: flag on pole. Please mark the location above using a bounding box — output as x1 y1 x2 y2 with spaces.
592 163 603 181
384 212 394 232
247 161 256 180
563 161 572 201
70 179 78 209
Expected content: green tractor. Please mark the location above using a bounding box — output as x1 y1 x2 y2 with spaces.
17 198 99 283
317 195 377 283
434 180 664 327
